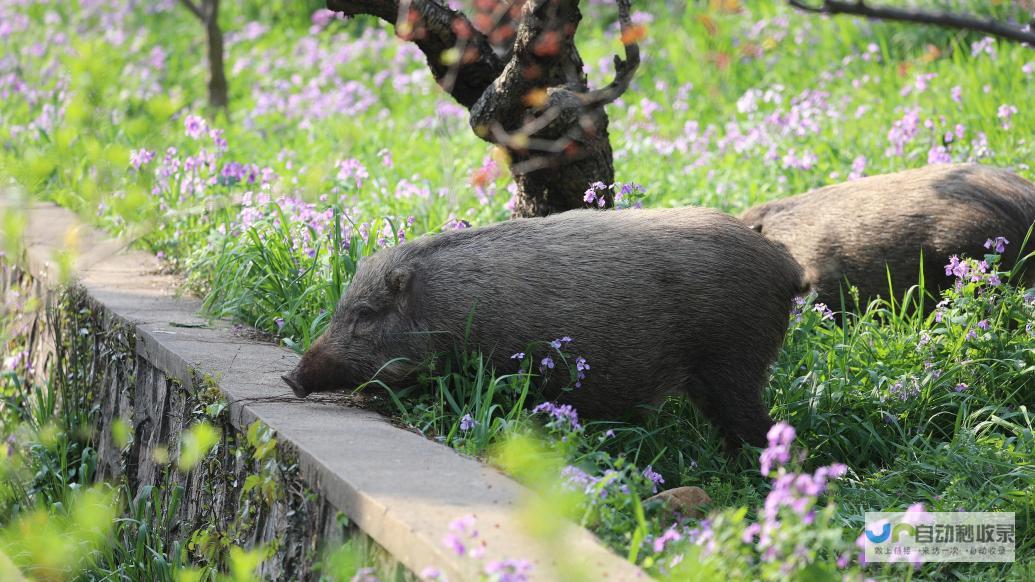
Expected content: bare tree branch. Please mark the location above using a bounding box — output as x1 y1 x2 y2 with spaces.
177 0 205 21
788 0 1035 45
328 0 504 107
580 0 640 107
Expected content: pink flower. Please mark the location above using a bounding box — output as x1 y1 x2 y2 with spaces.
997 104 1018 130
970 36 996 59
442 533 465 556
184 114 206 139
760 422 795 475
130 148 155 169
848 155 867 180
652 526 683 552
336 158 369 189
484 559 532 582
419 566 443 580
927 145 952 165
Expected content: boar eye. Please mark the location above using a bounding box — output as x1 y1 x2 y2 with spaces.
352 304 376 320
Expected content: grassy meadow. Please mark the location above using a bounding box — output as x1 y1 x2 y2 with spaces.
0 0 1033 579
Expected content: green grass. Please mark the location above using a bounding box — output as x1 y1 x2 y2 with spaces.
1 0 1034 579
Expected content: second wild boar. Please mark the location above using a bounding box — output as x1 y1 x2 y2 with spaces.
739 163 1035 311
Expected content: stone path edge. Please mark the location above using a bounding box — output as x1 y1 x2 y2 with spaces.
5 200 646 582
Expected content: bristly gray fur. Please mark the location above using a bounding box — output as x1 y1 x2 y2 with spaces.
285 207 806 450
740 163 1035 311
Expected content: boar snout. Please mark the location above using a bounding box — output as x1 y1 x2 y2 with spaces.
282 372 308 399
282 334 352 398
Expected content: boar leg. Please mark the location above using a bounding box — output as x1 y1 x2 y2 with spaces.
687 368 773 453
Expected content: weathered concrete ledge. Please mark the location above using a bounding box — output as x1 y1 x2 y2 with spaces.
3 199 645 581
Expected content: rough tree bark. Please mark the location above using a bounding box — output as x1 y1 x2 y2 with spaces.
326 0 640 217
179 0 230 112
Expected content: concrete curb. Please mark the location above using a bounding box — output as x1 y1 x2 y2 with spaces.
5 199 645 581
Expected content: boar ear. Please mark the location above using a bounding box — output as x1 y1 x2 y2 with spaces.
386 266 412 295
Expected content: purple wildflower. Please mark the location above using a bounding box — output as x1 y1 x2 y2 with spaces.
449 514 477 536
945 255 968 279
653 526 683 553
511 352 525 360
848 155 866 180
311 8 337 29
459 414 476 432
768 422 796 448
540 356 554 371
984 236 1009 253
890 377 920 401
419 566 443 580
642 465 665 493
997 104 1018 130
351 567 378 582
442 217 470 231
3 350 32 374
209 128 228 151
583 181 607 206
790 295 808 321
574 356 590 388
130 148 155 169
336 158 369 188
760 422 795 475
886 108 920 157
614 182 645 206
532 402 580 429
971 36 996 59
484 559 533 582
954 383 969 392
927 145 952 165
183 114 206 139
560 465 594 493
813 303 834 320
442 534 465 556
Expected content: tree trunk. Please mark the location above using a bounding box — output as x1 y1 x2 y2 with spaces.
178 0 230 113
205 0 229 112
326 0 638 217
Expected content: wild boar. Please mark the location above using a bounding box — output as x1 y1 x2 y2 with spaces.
282 207 806 449
740 164 1035 311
